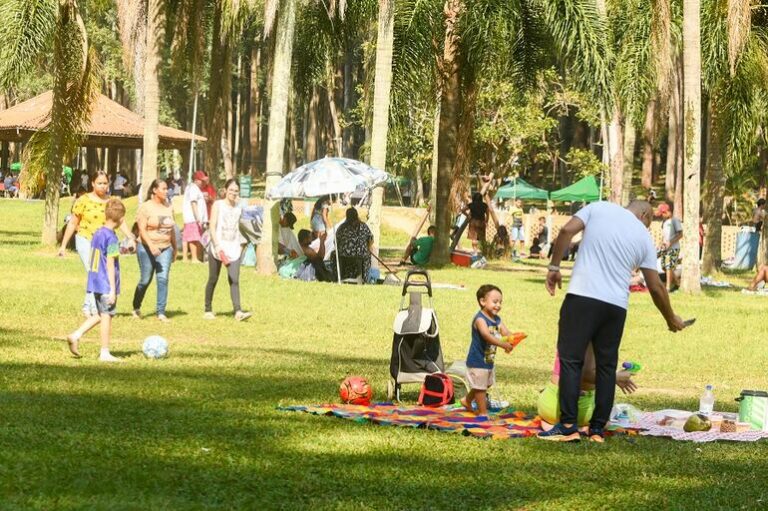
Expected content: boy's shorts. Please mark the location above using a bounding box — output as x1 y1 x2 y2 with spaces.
659 248 680 270
511 226 525 241
537 381 595 427
467 367 495 390
94 293 117 317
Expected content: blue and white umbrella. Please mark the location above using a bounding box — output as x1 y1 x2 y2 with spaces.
267 157 388 199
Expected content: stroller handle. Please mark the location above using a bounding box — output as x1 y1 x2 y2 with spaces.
402 269 432 297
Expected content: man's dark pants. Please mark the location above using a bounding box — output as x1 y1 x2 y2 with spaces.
557 294 627 430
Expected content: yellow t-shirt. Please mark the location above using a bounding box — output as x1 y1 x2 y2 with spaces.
72 194 107 239
137 200 176 249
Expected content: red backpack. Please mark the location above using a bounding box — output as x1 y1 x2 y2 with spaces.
418 373 455 407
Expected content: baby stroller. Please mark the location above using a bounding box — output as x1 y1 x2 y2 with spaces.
387 270 445 401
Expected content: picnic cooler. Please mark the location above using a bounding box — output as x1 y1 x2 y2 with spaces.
387 270 444 401
736 390 768 431
451 250 472 267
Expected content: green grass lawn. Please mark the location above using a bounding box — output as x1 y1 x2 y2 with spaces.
1 198 768 510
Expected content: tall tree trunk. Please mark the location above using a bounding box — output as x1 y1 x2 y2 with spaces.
415 163 424 207
231 55 242 175
367 0 395 255
248 43 262 176
621 123 636 205
141 0 162 199
204 6 232 179
326 64 343 157
681 0 702 293
608 106 624 203
432 0 463 264
305 87 319 162
429 98 440 223
702 100 725 275
641 99 656 189
257 0 296 274
664 94 678 202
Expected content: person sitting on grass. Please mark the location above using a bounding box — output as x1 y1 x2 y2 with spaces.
399 225 436 266
64 198 126 363
746 264 768 291
460 284 515 418
529 216 549 259
538 344 637 432
298 229 334 282
278 212 302 260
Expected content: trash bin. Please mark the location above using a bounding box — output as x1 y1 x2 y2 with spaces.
732 229 759 270
238 175 252 199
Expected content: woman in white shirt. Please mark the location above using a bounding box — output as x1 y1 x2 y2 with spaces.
204 178 251 321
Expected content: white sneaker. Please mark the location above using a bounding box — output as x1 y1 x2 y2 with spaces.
234 311 252 322
157 314 170 323
131 310 141 319
98 353 123 363
203 312 216 320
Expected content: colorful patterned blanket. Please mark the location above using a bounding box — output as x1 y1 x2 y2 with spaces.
279 403 543 439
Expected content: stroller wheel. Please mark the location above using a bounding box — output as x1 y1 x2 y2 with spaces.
386 379 395 401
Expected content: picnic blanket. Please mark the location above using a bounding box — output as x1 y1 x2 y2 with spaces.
280 403 542 439
635 412 768 443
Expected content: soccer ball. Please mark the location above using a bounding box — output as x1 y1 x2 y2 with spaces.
339 376 372 405
142 335 169 359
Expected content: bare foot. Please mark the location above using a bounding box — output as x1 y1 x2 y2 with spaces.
66 334 81 358
459 397 473 412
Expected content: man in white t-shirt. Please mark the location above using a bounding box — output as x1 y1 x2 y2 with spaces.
657 203 683 291
538 200 686 443
181 171 209 262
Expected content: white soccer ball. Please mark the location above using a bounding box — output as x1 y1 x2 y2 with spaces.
142 335 169 359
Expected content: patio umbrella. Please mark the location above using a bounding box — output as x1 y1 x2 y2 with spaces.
266 157 389 283
267 157 388 200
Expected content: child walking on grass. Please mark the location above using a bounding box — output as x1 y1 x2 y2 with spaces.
461 284 515 417
65 198 125 362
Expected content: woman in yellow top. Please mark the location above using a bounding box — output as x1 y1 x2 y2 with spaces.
132 179 177 322
58 171 135 317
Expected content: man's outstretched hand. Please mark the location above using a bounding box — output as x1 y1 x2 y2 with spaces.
545 270 562 296
667 314 686 332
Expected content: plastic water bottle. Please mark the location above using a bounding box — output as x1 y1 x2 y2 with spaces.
699 385 715 415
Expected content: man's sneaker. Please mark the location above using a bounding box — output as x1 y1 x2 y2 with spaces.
537 423 580 442
203 312 216 320
588 427 605 443
235 311 252 322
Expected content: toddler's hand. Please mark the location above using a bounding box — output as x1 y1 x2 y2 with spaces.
105 292 116 305
502 341 514 353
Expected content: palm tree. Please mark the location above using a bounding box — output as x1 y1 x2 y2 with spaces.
0 0 100 245
681 0 702 293
141 0 162 198
257 0 297 274
366 0 395 256
700 0 768 274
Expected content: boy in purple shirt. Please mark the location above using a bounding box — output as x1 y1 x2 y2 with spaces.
65 198 125 362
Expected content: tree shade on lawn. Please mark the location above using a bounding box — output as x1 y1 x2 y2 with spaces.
494 177 549 200
549 175 600 202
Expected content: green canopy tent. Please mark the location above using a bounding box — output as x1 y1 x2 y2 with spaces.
494 177 549 200
550 175 601 203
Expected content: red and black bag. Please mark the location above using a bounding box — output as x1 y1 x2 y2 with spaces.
418 373 455 407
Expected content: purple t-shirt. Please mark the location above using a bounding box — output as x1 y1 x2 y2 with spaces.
87 226 121 295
